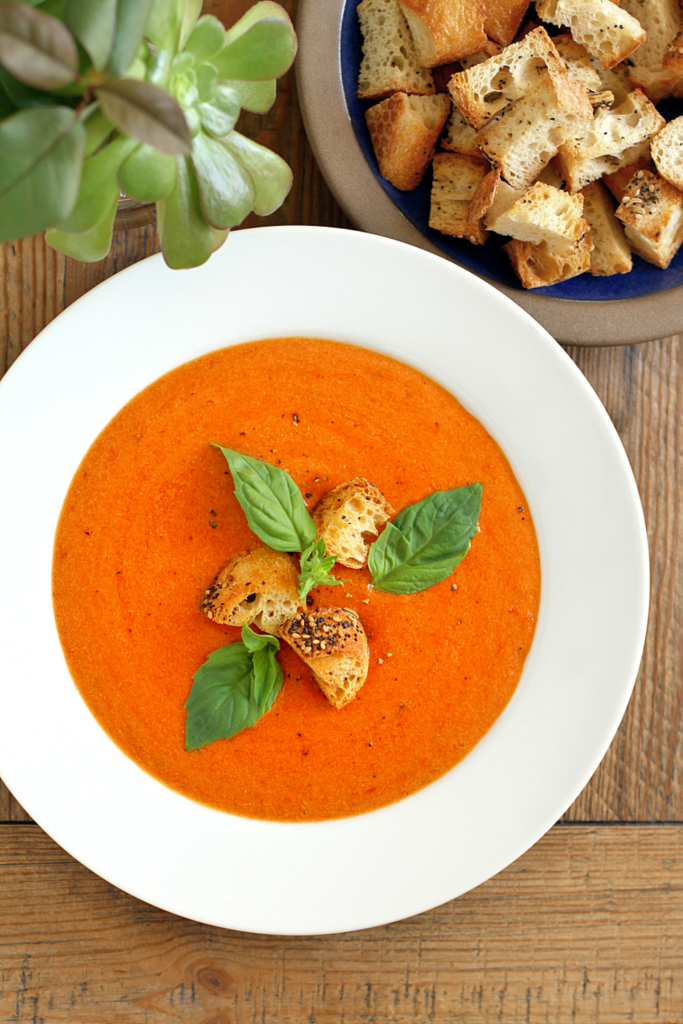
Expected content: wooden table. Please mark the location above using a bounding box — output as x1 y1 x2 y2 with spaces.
1 2 682 1020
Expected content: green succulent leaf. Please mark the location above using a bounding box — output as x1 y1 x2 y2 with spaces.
146 45 170 87
177 0 200 51
57 130 135 233
158 155 214 268
192 129 254 229
222 76 276 113
171 65 197 109
224 130 291 216
144 0 179 51
211 224 229 252
368 484 482 594
0 1 79 90
222 1 294 45
66 0 116 70
196 80 239 137
184 625 282 750
119 141 176 201
97 77 192 155
107 0 154 76
212 445 317 554
195 60 217 102
82 105 113 156
213 16 296 81
185 14 224 65
298 538 342 602
0 105 84 242
46 190 116 260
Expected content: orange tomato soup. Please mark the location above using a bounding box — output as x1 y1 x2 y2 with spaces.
52 338 540 821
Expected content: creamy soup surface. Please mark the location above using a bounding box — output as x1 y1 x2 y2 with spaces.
52 337 540 821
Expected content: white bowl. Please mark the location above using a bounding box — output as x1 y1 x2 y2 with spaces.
0 226 649 934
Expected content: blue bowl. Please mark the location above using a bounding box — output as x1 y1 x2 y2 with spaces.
340 0 683 300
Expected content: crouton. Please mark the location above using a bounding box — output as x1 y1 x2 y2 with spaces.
448 26 567 130
615 168 683 268
357 0 435 99
468 168 527 229
398 0 487 66
592 61 632 105
552 33 603 91
504 225 594 286
458 40 503 70
621 0 683 101
441 105 481 156
430 152 490 241
651 115 683 192
535 0 646 70
556 89 665 193
493 181 587 249
485 0 532 46
475 69 594 191
365 92 451 189
279 608 370 709
580 180 633 274
602 153 653 200
312 478 394 569
202 547 303 634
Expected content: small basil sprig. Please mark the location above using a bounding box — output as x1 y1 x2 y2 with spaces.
298 537 343 601
368 484 482 595
213 444 316 552
185 624 283 750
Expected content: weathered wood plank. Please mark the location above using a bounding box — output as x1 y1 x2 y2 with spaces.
564 339 683 823
0 824 681 1023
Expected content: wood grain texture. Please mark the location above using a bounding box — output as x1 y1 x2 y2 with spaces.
0 823 681 1023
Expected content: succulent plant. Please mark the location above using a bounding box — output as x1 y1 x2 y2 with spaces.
0 0 296 267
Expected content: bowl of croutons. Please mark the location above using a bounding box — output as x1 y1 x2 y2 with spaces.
297 0 683 344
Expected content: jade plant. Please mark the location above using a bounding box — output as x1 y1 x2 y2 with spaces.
0 0 296 267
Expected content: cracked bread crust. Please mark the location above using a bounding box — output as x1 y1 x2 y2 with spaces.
202 547 303 634
279 608 370 709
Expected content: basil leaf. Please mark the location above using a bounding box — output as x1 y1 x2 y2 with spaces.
298 537 342 601
213 445 317 553
185 626 282 749
368 484 482 594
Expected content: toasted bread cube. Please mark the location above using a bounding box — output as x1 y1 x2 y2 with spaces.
556 89 665 193
429 152 490 242
398 0 487 66
357 0 435 100
279 608 370 709
485 0 532 46
365 92 451 190
504 225 593 286
202 547 303 634
493 181 586 249
467 168 527 229
312 478 394 569
448 26 567 130
592 61 632 105
615 169 683 268
651 116 683 192
441 105 481 156
458 39 503 70
475 70 594 191
621 0 683 101
580 180 632 274
553 33 603 91
536 0 646 70
603 153 653 201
